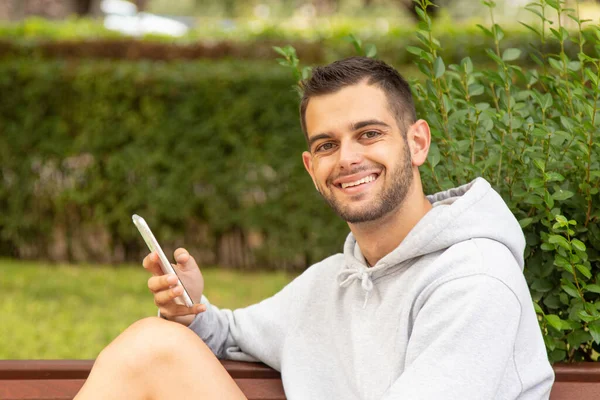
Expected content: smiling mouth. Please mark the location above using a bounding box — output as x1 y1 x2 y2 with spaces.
337 173 379 189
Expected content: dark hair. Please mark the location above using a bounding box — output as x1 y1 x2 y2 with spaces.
299 56 417 138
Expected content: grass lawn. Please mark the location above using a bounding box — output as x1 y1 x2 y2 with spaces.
0 258 297 359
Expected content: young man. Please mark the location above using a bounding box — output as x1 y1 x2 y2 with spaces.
76 57 554 399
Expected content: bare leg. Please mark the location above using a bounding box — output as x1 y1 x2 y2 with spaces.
75 317 247 400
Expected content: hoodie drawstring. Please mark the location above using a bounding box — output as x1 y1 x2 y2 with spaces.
338 269 374 309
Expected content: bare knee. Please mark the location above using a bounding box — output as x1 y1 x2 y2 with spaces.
95 317 207 375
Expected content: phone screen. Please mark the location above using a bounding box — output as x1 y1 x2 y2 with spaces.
132 214 194 307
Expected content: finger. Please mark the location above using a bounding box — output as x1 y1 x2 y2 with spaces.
173 248 198 272
148 274 178 293
153 284 186 305
142 252 163 276
159 303 207 319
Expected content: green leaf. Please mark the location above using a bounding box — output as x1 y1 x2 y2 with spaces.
545 172 565 182
475 102 490 111
462 57 473 74
528 178 545 189
406 46 424 56
525 193 544 205
544 190 555 209
429 143 441 168
434 56 446 78
542 93 553 110
586 284 600 294
555 215 568 225
541 243 555 251
567 329 592 348
575 264 592 279
549 349 567 363
572 239 586 252
272 46 288 57
476 24 494 39
550 28 562 42
533 159 545 172
585 68 599 86
519 22 541 37
559 27 570 42
484 48 503 64
493 24 505 42
552 189 574 201
519 217 534 228
567 61 581 72
301 66 312 80
589 323 600 344
560 116 574 131
502 48 522 61
344 34 363 54
545 314 566 331
364 44 377 58
546 0 560 11
549 235 571 250
578 310 597 323
533 301 544 314
469 84 484 96
561 284 579 298
554 254 571 269
548 57 563 71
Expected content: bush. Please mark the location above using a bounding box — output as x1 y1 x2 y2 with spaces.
0 15 592 67
403 0 600 363
279 0 600 364
0 59 347 269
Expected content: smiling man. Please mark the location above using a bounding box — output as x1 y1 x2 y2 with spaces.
76 57 555 400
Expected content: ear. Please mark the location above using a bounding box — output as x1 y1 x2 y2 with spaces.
406 119 431 167
302 151 319 191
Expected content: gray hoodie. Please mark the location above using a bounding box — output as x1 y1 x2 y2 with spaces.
189 178 555 399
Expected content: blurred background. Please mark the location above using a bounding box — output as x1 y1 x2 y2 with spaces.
1 0 599 358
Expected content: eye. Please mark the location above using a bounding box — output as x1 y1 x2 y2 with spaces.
362 130 381 139
315 142 337 153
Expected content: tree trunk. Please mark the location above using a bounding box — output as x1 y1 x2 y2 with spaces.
133 0 148 12
73 0 103 17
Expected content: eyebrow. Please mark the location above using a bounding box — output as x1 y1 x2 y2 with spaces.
351 119 391 130
307 119 391 149
307 133 333 149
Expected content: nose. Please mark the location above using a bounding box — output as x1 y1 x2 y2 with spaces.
337 140 364 170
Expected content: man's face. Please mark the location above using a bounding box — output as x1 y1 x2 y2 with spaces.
302 82 414 224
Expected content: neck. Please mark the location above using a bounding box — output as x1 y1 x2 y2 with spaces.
348 178 432 267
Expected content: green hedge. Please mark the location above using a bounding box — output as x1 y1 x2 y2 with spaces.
0 16 589 66
0 59 347 269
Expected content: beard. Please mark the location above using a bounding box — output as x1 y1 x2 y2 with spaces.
317 146 414 224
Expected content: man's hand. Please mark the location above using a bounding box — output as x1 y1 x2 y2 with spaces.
143 248 206 326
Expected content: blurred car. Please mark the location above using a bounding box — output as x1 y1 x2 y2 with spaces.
100 0 189 37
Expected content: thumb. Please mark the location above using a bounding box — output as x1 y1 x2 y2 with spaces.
172 247 204 304
173 247 198 272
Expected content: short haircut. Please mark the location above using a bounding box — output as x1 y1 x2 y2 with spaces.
299 56 417 139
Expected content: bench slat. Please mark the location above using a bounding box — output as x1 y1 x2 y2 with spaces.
0 380 83 400
2 360 600 400
0 360 281 380
0 379 285 400
552 362 600 382
550 381 600 399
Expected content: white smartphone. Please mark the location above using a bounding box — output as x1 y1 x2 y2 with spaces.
132 214 194 308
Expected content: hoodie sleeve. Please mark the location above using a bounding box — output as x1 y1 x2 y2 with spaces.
380 274 523 400
187 266 316 371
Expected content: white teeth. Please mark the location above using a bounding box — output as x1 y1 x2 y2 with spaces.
341 175 376 189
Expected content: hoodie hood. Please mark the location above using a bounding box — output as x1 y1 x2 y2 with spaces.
338 178 526 304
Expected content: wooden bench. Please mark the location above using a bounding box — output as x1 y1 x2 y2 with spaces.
0 360 284 400
1 360 599 399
